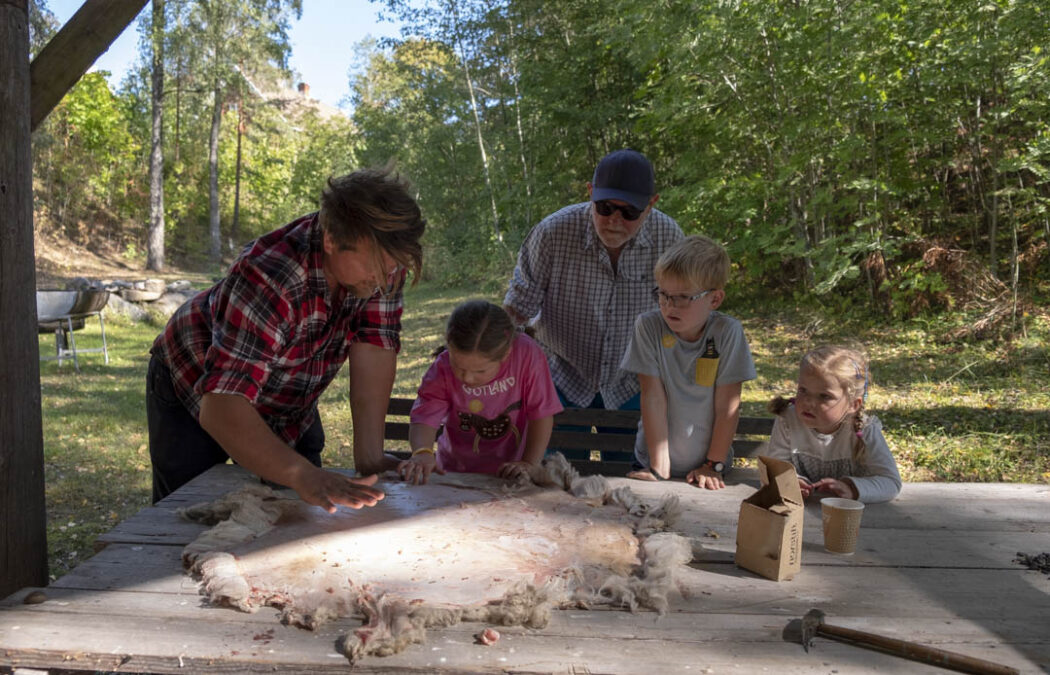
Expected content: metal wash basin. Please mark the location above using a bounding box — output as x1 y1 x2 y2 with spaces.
36 289 111 371
36 290 80 322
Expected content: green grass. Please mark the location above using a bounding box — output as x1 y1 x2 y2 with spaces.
37 284 1050 580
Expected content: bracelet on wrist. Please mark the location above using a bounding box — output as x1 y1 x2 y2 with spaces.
411 447 436 457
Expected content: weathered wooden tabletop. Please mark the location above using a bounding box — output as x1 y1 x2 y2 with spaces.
1 463 1048 674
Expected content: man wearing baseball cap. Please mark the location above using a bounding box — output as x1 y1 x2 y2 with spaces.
504 149 684 423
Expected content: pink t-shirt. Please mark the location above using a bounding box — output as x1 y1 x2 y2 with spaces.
410 333 563 474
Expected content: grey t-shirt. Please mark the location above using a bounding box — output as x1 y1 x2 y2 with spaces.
621 310 756 476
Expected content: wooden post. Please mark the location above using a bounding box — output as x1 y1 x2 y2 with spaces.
1 0 148 598
29 0 148 131
1 0 49 599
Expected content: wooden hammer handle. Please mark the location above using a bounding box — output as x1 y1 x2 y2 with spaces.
818 623 1019 675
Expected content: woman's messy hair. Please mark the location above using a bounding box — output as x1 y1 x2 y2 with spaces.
769 345 872 461
319 164 425 285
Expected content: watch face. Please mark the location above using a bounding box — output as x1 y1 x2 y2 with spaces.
710 461 725 473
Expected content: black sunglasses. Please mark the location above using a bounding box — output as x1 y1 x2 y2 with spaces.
593 200 644 221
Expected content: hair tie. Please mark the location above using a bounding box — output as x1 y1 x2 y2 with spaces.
851 359 870 402
856 430 863 439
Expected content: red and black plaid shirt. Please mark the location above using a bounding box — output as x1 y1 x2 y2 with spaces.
151 212 405 445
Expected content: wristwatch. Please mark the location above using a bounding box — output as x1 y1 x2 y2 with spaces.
703 458 726 474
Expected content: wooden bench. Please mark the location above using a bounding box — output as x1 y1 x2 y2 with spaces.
384 397 774 476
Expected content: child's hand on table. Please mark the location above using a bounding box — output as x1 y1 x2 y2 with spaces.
686 465 725 490
497 461 534 481
810 477 858 499
398 452 443 485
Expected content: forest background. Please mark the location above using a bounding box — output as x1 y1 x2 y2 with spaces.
27 0 1049 578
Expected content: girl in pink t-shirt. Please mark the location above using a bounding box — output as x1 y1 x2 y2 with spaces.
398 300 563 484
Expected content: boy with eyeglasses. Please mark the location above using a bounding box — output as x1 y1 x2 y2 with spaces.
503 149 683 422
620 235 756 488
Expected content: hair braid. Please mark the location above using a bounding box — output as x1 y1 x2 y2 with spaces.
768 395 793 416
852 403 869 464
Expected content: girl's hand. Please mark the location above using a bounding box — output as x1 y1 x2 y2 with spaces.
626 469 660 482
810 477 857 499
798 477 813 498
687 465 725 490
497 461 534 481
398 452 442 485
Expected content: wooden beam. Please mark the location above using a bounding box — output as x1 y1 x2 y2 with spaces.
1 0 48 599
29 0 148 131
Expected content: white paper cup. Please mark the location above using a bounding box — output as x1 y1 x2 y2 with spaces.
821 497 865 555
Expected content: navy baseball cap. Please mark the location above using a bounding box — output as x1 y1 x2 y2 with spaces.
591 149 655 211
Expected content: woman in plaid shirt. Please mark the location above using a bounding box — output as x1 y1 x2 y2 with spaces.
147 167 425 512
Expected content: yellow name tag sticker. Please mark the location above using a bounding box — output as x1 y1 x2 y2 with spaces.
661 333 677 349
695 338 720 387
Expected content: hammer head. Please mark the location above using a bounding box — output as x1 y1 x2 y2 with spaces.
800 608 827 652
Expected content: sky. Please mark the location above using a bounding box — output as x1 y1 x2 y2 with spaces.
46 0 404 110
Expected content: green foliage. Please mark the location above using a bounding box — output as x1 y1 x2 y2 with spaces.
349 0 1050 309
28 0 1050 310
32 73 145 242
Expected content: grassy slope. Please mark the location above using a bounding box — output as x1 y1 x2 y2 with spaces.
38 284 1049 580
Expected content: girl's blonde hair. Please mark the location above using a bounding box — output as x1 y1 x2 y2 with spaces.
768 345 871 461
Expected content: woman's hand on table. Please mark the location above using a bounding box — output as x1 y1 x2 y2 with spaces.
294 467 385 513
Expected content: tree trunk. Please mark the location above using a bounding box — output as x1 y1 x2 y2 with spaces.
449 2 502 247
208 81 222 262
1 0 49 599
230 91 243 251
146 0 165 272
174 58 181 164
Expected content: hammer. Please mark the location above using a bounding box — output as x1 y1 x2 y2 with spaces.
799 609 1019 675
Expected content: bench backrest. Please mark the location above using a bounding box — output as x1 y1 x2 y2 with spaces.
384 397 774 476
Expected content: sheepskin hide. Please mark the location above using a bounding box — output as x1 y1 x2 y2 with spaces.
179 454 690 662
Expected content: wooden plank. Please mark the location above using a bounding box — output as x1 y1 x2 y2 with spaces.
6 585 1050 642
554 407 641 428
0 0 49 600
384 398 773 465
95 466 1050 553
386 397 415 416
5 462 1050 674
549 429 636 451
0 587 1045 673
29 0 149 130
94 502 1050 570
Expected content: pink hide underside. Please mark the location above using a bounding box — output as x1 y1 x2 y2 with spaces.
206 474 641 613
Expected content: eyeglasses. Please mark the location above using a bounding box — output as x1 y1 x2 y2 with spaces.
652 287 714 308
593 200 644 221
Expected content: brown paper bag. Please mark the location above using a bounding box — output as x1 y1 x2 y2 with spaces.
734 456 805 581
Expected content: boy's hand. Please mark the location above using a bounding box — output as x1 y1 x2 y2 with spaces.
811 477 857 499
687 466 725 490
798 477 813 498
626 469 661 482
398 453 443 485
497 461 534 481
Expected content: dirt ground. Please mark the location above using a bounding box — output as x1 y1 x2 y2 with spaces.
34 227 213 289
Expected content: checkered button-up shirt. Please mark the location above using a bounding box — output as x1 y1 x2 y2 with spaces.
152 212 405 445
504 202 683 409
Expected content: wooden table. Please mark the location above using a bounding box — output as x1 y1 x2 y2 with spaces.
2 464 1048 674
